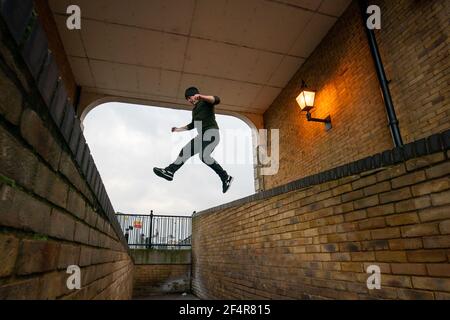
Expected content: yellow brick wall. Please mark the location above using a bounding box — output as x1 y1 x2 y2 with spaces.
0 10 133 299
377 0 450 143
192 151 450 300
133 264 191 297
262 0 449 189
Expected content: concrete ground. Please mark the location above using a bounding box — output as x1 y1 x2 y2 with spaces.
134 293 200 300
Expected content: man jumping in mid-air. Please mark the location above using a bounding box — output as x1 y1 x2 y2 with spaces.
153 87 234 193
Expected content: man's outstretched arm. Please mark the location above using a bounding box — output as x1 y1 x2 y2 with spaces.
172 123 193 132
172 118 196 132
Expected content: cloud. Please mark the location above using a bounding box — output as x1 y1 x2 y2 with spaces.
83 102 255 216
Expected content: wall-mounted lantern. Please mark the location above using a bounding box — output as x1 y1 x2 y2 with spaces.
296 80 332 131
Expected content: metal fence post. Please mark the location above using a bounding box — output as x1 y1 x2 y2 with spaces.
149 210 153 249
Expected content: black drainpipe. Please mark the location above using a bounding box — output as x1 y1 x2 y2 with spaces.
358 0 403 148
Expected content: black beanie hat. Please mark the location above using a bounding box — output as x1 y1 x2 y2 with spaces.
185 87 199 99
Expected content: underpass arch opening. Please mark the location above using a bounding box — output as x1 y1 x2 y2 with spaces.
81 97 263 205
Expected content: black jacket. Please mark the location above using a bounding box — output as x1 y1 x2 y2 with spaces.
186 96 221 131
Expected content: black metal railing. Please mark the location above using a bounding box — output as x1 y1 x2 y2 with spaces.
116 211 192 249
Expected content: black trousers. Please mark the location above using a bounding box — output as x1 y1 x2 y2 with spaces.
166 128 228 181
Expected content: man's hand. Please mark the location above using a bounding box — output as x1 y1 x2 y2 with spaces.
192 94 202 102
187 94 218 105
172 126 188 132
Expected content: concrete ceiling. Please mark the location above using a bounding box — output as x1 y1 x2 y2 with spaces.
49 0 351 115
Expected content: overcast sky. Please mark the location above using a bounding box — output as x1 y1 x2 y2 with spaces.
83 102 255 217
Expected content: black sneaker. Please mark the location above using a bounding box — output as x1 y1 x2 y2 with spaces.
222 175 233 193
153 167 174 181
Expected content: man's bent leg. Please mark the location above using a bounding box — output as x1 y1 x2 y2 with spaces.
201 129 228 181
166 136 200 174
204 158 228 182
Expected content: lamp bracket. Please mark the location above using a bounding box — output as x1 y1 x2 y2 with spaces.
306 112 332 131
